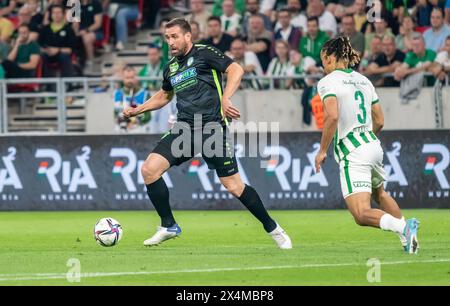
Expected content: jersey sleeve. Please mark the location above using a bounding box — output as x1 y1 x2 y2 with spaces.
202 45 234 73
317 77 337 103
161 65 173 92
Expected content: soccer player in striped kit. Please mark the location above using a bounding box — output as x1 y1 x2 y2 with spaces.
315 36 420 254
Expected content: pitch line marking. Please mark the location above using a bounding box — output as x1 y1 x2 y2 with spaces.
0 258 449 282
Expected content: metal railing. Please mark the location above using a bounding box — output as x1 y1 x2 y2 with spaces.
0 74 448 134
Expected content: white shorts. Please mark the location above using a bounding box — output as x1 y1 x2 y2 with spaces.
339 141 386 198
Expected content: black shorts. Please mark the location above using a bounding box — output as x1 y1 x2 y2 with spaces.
152 122 239 177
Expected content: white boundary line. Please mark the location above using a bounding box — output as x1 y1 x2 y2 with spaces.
0 258 449 282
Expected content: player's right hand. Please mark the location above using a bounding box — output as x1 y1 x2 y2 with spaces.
122 107 138 118
222 97 241 120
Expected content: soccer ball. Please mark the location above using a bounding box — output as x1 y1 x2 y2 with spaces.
94 218 123 247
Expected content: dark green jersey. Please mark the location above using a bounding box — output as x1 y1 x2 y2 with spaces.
161 44 233 126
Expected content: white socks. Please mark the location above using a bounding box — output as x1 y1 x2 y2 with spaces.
380 214 406 234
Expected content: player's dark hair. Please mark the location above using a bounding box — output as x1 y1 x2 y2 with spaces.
342 14 355 22
307 16 319 25
122 65 136 73
165 18 192 33
51 4 65 13
278 7 291 15
148 43 161 50
18 23 30 31
321 36 361 67
208 16 222 25
446 35 450 41
431 6 444 17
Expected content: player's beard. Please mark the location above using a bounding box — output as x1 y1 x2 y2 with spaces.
171 41 188 57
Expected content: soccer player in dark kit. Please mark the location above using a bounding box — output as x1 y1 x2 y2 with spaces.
123 18 292 249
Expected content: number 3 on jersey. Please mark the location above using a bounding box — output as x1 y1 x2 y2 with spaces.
354 90 366 124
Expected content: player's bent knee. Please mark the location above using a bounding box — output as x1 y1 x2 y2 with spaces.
222 180 244 197
140 162 163 184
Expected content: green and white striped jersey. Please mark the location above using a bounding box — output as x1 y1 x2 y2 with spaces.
317 68 380 162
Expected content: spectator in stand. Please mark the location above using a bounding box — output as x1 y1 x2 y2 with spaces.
274 0 307 34
423 7 450 52
242 0 272 36
246 14 273 72
359 35 383 73
220 0 242 36
107 0 140 51
395 15 420 53
353 0 367 32
394 33 442 82
153 19 170 66
288 49 320 80
361 0 398 35
26 0 43 28
0 0 18 17
213 0 246 16
266 39 293 89
228 37 265 89
185 0 211 37
411 0 434 27
72 0 103 73
202 16 234 53
366 35 405 86
39 5 76 78
365 14 393 54
341 14 365 57
43 0 63 25
2 24 40 78
326 0 360 20
0 15 14 42
139 44 164 91
190 20 203 42
11 4 40 42
114 66 151 132
298 16 329 63
435 35 450 79
306 0 337 37
138 45 174 133
394 0 416 24
273 8 302 53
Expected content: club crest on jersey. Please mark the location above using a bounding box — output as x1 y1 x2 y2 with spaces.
169 62 179 73
187 57 194 67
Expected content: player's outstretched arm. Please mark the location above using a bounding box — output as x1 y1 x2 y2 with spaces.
123 89 174 118
371 103 384 135
315 96 339 173
222 62 244 119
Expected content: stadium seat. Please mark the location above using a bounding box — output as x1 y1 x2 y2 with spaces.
415 26 431 33
7 15 19 28
128 0 144 30
95 15 111 49
7 58 43 113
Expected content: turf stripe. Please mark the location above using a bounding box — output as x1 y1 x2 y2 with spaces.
1 259 450 282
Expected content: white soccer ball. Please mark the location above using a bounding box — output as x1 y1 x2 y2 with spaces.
94 218 123 247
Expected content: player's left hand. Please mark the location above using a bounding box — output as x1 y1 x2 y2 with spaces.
315 151 327 173
222 96 240 119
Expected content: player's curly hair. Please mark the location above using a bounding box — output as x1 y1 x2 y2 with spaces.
321 36 360 67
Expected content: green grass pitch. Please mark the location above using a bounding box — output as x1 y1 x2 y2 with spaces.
0 210 449 285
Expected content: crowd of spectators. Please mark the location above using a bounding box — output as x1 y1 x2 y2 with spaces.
0 0 146 78
2 0 450 128
180 0 450 90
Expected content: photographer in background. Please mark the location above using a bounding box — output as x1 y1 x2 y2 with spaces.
114 66 151 132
